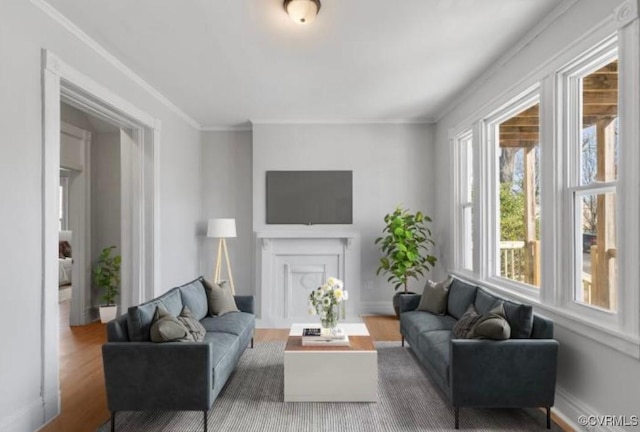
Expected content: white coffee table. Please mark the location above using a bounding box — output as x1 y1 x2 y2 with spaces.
284 323 378 402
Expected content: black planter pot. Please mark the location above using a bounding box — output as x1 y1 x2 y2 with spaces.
392 291 416 318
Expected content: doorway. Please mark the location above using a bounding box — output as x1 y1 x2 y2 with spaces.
41 49 161 423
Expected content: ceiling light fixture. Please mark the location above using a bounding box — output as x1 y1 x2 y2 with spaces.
284 0 321 24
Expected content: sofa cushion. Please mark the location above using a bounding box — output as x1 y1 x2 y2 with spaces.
203 279 239 316
150 306 192 342
203 332 240 390
179 278 209 320
127 288 183 342
177 306 206 342
401 310 457 344
447 279 478 319
417 278 452 315
474 289 501 314
200 312 254 336
417 330 451 384
502 299 534 339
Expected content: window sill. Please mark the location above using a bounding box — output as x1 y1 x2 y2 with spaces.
449 271 640 359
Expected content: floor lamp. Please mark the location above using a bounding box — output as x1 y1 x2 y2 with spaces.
207 218 237 295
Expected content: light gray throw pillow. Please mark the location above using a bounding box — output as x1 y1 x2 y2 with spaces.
177 306 206 342
417 277 453 315
472 302 511 340
203 279 239 316
150 306 193 343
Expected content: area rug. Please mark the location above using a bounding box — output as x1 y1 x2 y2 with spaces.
98 341 558 431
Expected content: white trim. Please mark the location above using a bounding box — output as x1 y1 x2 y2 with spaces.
435 0 580 122
201 124 253 132
41 49 161 426
30 0 200 130
250 119 435 126
0 398 47 432
554 386 627 432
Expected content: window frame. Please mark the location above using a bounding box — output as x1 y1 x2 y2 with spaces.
483 86 542 297
453 129 474 272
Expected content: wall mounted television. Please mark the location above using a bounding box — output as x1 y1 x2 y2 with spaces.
266 171 353 225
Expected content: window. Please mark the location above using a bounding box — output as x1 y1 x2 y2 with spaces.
456 131 474 271
483 91 541 290
569 57 619 312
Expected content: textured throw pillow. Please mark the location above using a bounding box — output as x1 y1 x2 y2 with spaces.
177 306 206 342
417 277 453 315
472 302 511 340
452 304 482 338
150 306 193 343
202 279 239 316
59 241 72 258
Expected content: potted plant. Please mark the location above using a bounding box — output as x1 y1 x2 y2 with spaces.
94 246 121 323
375 205 437 317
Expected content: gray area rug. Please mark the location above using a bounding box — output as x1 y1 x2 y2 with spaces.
98 341 558 431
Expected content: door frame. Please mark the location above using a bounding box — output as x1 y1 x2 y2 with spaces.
60 121 92 326
41 49 162 422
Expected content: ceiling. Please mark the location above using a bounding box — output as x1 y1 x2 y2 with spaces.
45 0 562 128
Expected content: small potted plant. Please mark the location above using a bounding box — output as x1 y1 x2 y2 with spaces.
375 205 437 317
94 246 121 323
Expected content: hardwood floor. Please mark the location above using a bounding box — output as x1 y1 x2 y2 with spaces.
39 308 569 432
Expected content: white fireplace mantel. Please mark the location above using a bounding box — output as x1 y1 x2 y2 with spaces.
255 230 361 328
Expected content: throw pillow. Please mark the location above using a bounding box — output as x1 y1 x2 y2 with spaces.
417 277 453 315
202 279 239 316
452 304 482 338
150 306 193 343
177 306 206 342
59 241 72 258
472 302 511 340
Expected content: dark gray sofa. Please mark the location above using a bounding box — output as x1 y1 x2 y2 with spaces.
102 277 255 432
400 277 558 429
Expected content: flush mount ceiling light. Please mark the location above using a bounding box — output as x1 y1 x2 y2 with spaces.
284 0 321 24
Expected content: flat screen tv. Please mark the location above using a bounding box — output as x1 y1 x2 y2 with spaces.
266 171 353 225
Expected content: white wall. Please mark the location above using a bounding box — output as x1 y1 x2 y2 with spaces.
91 131 121 308
200 130 253 295
0 1 201 430
434 0 640 428
252 123 436 312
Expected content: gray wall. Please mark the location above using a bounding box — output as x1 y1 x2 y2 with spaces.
433 0 639 427
200 130 253 295
252 123 437 310
0 1 201 429
91 131 121 307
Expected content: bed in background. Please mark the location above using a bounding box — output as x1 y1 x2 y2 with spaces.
59 230 72 286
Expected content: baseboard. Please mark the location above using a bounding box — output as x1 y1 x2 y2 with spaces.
0 397 45 432
358 301 395 315
554 386 627 432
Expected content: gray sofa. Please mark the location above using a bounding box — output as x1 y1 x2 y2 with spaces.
400 277 558 429
102 277 255 432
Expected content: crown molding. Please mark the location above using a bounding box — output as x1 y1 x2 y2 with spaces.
201 124 253 132
434 0 580 123
30 0 201 130
249 118 435 126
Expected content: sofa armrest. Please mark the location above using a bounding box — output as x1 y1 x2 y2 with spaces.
102 342 213 412
450 339 558 408
234 295 254 314
399 294 421 313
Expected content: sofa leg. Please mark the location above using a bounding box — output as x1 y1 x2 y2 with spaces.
251 337 254 349
401 335 405 347
454 407 459 429
203 410 208 432
546 407 551 429
111 411 116 432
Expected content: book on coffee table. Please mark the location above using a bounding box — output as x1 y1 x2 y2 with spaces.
302 334 350 346
302 327 346 340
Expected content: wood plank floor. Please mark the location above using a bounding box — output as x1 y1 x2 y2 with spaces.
39 306 570 432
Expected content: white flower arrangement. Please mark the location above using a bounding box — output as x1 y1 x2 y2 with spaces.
308 277 348 328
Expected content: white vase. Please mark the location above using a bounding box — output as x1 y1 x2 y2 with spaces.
99 305 118 323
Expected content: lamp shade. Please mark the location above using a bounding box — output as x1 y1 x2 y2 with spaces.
207 218 236 238
284 0 320 24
